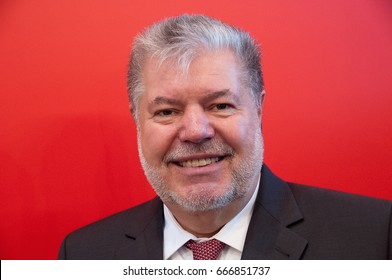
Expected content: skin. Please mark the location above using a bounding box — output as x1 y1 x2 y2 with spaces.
134 49 264 237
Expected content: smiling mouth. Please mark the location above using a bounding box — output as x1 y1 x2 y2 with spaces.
175 157 224 167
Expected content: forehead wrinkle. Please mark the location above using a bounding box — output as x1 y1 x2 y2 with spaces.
201 89 239 104
150 96 182 106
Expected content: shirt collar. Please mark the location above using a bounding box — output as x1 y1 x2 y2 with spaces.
163 175 260 259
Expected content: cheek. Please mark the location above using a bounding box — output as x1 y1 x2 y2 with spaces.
141 123 177 164
218 116 259 149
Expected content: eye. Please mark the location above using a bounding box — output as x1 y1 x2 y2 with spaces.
215 104 230 110
155 109 174 116
209 103 236 116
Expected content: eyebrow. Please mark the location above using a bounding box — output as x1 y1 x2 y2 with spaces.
151 96 181 106
150 89 237 106
201 89 233 104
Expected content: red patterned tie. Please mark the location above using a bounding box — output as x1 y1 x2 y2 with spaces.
185 239 225 260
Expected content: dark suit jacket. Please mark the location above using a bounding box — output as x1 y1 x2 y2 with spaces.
58 165 392 259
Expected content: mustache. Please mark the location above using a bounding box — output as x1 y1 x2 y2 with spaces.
163 139 234 163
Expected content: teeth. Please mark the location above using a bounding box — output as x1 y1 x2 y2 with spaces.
179 157 220 167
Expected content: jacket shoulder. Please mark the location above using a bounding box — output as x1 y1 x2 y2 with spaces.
289 183 392 214
70 197 161 236
58 197 163 259
287 183 392 259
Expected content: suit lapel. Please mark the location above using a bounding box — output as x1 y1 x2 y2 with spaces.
242 166 308 259
115 197 164 259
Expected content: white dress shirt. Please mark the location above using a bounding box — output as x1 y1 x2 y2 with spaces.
163 177 260 260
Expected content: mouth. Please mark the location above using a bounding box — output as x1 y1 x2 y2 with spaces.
173 156 225 167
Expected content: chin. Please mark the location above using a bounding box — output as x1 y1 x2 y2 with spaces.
163 182 246 212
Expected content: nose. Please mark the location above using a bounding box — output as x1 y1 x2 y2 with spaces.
178 106 214 143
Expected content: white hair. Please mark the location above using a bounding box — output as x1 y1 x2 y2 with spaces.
127 14 264 120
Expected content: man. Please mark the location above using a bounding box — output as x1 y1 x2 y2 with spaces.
59 14 392 260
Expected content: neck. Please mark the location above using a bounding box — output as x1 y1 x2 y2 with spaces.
165 183 257 238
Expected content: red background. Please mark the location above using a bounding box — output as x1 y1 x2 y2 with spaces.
1 0 391 259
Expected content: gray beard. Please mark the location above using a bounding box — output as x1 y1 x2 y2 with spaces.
137 127 264 212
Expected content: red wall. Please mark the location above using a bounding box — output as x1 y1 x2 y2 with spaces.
1 0 391 259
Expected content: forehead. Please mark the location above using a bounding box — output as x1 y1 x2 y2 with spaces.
142 49 244 97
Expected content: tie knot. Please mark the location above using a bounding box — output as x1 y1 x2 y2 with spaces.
185 239 225 260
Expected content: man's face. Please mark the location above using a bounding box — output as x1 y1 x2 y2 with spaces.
136 49 264 212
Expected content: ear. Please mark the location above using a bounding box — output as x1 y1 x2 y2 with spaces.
129 103 139 127
129 103 134 116
258 90 266 119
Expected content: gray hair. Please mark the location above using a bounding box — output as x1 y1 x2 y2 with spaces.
127 14 264 120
